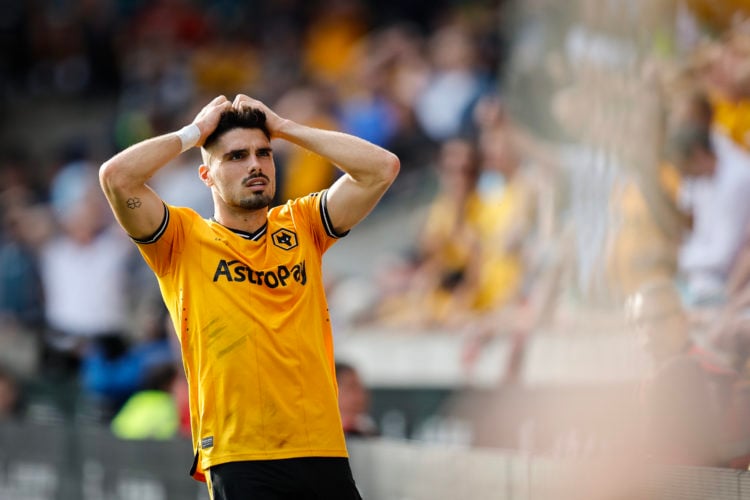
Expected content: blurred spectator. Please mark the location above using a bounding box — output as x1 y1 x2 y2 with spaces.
605 158 687 301
682 0 750 34
466 121 535 316
349 23 437 186
128 0 213 49
458 118 551 374
667 102 750 306
0 188 45 330
626 279 736 467
190 39 259 99
375 136 483 328
581 46 691 304
696 33 750 150
0 365 23 421
414 23 490 142
21 1 121 97
110 362 180 440
80 302 177 423
337 28 403 150
273 84 340 202
302 0 369 86
37 158 136 383
76 0 122 95
335 361 377 438
0 171 48 377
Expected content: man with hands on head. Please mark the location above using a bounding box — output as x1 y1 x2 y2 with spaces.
99 94 399 500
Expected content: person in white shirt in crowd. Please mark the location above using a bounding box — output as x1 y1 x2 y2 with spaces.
670 116 750 306
39 158 136 385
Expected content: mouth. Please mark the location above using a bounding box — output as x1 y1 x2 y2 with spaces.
244 175 269 191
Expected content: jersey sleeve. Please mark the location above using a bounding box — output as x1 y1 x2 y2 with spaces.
132 204 192 277
290 190 348 254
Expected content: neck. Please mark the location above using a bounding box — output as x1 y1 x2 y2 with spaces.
213 206 269 234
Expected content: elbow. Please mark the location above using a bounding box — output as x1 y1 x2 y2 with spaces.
99 158 131 195
98 159 118 193
383 152 400 185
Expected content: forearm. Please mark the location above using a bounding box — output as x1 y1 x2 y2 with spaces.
275 120 398 185
100 133 183 192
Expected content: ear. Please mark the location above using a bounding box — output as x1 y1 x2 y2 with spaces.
199 164 213 187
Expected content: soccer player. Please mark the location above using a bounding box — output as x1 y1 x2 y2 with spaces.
99 94 399 499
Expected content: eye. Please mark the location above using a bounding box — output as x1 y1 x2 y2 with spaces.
229 150 248 161
258 149 272 158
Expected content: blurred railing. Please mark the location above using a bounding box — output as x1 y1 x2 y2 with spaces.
0 421 204 500
2 421 750 500
335 326 648 389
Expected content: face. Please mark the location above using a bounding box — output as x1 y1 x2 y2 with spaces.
200 128 276 211
337 369 369 416
480 128 518 176
438 139 478 197
682 148 716 178
0 376 17 417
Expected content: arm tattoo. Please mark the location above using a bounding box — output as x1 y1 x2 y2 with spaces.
126 197 142 209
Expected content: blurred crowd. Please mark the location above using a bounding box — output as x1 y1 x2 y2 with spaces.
3 0 750 473
0 0 506 434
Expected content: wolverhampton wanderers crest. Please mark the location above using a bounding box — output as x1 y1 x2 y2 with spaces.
272 228 298 251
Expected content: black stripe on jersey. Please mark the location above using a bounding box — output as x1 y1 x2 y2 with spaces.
131 202 169 244
319 189 349 239
210 218 267 241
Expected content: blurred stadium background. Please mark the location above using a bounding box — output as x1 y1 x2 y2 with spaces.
3 0 750 498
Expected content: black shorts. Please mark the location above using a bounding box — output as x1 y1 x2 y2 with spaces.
207 457 363 500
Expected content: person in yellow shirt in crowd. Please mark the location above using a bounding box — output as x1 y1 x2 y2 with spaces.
467 123 534 315
376 136 483 328
273 85 341 203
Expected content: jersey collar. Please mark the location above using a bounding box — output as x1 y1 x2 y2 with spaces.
210 218 267 241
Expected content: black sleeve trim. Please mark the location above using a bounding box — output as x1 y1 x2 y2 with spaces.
320 189 349 239
131 203 170 244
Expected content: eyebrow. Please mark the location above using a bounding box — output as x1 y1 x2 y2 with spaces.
222 149 248 161
221 147 273 161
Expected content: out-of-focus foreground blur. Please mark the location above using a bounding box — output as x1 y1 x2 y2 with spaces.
3 0 750 498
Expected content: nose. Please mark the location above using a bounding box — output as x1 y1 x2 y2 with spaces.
246 156 263 174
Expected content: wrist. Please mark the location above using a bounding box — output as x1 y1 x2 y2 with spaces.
175 124 201 152
273 118 296 140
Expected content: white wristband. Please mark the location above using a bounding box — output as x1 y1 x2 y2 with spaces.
175 124 201 152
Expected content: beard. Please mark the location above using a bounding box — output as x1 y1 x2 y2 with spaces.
238 191 274 210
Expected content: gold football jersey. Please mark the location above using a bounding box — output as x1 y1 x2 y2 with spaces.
134 191 347 481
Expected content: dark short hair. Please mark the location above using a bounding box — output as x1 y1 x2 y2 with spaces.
666 122 713 170
203 108 271 150
143 362 177 392
335 361 356 381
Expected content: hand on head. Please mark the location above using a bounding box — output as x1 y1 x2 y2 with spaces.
192 94 288 146
192 95 232 146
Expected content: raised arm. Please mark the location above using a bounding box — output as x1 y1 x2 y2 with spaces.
99 95 232 240
232 95 400 234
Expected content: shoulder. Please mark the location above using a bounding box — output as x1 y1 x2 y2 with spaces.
274 191 324 212
169 204 204 220
133 204 207 246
